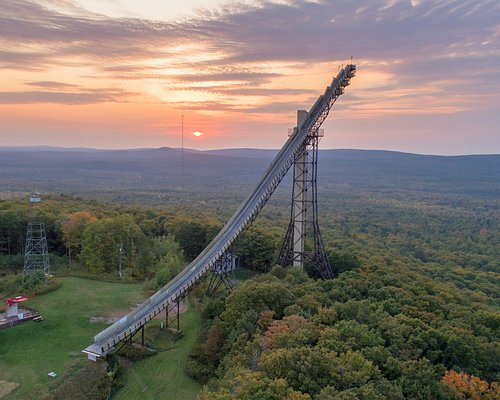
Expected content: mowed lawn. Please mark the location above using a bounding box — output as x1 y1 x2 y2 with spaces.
0 277 145 399
114 303 202 400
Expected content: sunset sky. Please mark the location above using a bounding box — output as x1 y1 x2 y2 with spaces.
1 0 499 154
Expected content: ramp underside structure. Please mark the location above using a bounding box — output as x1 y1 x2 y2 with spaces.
207 252 237 295
84 64 356 359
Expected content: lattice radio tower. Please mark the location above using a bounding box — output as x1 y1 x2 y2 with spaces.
23 192 50 283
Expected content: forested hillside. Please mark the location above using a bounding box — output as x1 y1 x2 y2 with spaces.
192 265 499 399
0 147 498 399
1 147 498 200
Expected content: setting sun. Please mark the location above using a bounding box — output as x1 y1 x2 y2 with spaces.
192 131 204 137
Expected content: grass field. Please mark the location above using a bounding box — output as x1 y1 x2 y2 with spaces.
0 277 145 399
114 302 202 400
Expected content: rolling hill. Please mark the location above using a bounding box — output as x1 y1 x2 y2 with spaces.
0 147 498 200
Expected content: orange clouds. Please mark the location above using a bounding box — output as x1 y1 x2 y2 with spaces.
0 0 499 153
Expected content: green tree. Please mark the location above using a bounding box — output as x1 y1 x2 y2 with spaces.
259 347 336 394
222 278 295 330
149 235 184 289
175 222 206 260
60 211 97 265
79 215 149 276
199 368 311 400
237 229 276 272
329 250 361 275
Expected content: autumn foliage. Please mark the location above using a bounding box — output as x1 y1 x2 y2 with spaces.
442 371 499 400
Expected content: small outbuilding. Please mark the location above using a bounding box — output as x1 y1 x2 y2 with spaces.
0 295 41 329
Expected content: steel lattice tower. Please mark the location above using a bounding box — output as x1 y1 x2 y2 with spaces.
207 251 237 295
278 111 333 279
23 193 50 283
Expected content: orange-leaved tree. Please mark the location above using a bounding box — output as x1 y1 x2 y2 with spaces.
442 370 499 399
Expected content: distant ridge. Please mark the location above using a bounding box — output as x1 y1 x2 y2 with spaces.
0 146 100 152
0 147 498 199
1 146 497 158
0 146 174 153
204 148 279 158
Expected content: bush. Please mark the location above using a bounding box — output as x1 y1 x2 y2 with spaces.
0 272 62 301
0 254 24 272
116 343 156 362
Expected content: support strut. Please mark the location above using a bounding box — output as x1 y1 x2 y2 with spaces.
207 252 237 295
278 111 333 279
165 298 181 331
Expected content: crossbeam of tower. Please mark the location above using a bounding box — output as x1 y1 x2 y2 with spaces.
83 64 356 359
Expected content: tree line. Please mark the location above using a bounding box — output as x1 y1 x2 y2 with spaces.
0 196 283 282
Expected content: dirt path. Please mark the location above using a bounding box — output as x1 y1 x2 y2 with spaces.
0 381 19 399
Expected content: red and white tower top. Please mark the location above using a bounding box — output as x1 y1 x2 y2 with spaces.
6 296 29 305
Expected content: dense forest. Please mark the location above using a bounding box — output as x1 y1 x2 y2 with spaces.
0 148 498 201
0 148 498 399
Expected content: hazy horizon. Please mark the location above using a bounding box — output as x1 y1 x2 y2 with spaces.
1 144 499 158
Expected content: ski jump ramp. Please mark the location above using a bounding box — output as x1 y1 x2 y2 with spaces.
83 64 356 359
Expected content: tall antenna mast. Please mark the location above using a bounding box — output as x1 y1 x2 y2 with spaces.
181 114 184 190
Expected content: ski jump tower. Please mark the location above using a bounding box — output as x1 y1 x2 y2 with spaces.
23 193 50 283
278 67 355 278
278 111 332 278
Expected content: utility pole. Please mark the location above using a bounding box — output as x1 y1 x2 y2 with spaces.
181 114 184 190
119 243 123 278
